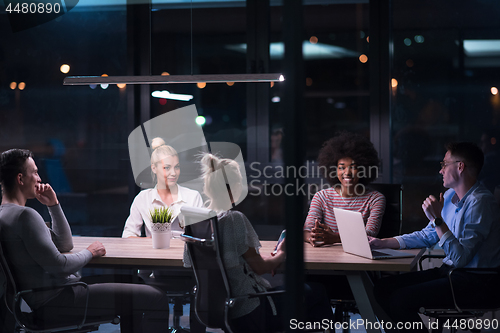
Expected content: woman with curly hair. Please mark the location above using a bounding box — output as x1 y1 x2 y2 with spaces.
303 131 386 247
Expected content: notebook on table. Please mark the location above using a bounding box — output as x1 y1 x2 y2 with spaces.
334 208 415 260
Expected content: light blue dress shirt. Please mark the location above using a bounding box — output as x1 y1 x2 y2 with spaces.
395 182 500 268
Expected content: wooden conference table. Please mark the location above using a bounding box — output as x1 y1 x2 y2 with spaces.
72 237 424 333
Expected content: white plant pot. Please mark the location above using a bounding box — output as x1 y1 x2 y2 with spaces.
151 223 172 249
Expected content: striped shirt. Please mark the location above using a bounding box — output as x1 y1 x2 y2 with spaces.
304 187 386 236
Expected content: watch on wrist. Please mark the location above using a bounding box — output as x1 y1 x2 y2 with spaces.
431 217 444 228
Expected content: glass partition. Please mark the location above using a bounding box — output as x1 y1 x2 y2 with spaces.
391 0 500 233
0 0 374 238
0 5 129 235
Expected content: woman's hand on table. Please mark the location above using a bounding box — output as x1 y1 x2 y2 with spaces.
87 241 106 258
307 219 338 246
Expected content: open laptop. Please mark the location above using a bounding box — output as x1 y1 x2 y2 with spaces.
334 208 415 260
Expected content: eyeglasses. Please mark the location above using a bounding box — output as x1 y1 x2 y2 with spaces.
440 161 462 169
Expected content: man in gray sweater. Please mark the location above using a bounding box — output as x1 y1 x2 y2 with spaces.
0 149 169 332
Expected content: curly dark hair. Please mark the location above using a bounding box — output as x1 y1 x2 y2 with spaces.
317 131 380 186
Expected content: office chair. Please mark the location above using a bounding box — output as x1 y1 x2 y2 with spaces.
368 183 403 239
139 268 193 333
418 256 500 333
329 184 403 329
179 206 284 333
0 241 119 333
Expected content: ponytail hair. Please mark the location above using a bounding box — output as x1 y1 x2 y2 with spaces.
200 153 242 212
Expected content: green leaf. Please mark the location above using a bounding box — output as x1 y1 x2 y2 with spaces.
149 206 174 224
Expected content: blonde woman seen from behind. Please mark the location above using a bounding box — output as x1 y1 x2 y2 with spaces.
187 153 334 333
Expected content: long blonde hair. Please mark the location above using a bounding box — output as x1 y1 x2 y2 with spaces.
200 153 242 212
150 137 178 182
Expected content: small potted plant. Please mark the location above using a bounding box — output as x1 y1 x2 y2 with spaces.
149 206 174 249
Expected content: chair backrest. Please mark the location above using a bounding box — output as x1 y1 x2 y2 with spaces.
368 183 403 239
0 239 19 318
181 206 233 332
0 239 47 332
0 239 116 333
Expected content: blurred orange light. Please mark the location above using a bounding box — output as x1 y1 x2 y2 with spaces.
226 82 235 86
306 78 313 86
197 82 206 89
18 82 26 90
491 87 498 95
359 54 368 63
491 137 497 145
366 36 369 43
270 82 275 88
101 74 108 77
161 72 170 76
10 82 17 90
117 83 126 89
309 36 318 44
60 64 70 74
391 78 398 88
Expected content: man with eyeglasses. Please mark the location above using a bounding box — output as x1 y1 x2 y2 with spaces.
369 142 500 332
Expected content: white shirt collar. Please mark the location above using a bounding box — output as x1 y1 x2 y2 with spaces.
151 185 186 206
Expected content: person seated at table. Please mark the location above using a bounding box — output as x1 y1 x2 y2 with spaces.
122 137 206 332
122 137 204 238
304 131 386 247
369 142 500 332
184 153 334 333
0 148 169 333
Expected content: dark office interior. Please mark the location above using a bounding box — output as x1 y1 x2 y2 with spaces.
1 0 500 330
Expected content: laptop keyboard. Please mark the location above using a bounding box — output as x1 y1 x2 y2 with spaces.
371 250 388 257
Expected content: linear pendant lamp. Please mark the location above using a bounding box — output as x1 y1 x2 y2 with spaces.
63 73 285 86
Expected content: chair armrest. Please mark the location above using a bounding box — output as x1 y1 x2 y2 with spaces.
14 281 91 331
180 234 214 247
451 267 500 275
418 254 446 271
227 290 286 308
247 290 286 298
16 281 88 296
447 267 500 313
229 290 285 301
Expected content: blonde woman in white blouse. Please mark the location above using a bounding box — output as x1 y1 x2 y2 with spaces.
122 137 204 238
